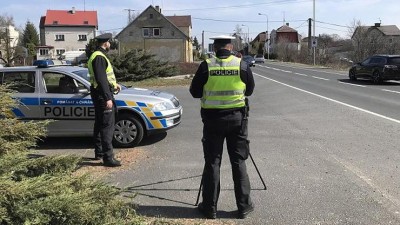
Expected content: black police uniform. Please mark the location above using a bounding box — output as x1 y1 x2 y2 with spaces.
190 48 255 218
89 33 120 166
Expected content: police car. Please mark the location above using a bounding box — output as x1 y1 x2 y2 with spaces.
0 61 182 147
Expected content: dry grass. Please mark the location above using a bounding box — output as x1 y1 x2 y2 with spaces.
74 148 147 178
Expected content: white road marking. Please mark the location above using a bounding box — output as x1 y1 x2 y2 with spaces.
254 73 400 124
338 81 366 87
266 62 347 76
294 72 308 76
312 76 329 81
382 89 400 94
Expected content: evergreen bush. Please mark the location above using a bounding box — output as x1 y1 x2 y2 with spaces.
0 85 142 225
109 50 178 82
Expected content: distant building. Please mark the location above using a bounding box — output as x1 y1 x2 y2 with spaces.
116 5 193 62
38 7 97 60
351 23 400 56
270 23 301 54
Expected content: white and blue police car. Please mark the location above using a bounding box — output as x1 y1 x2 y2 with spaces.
0 60 182 147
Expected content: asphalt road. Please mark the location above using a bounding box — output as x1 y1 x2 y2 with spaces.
37 62 400 224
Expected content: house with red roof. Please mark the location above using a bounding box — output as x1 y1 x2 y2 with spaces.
116 5 193 63
270 23 302 55
37 7 97 61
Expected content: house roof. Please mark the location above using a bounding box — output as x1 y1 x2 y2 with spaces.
115 5 190 40
374 25 400 35
352 24 400 39
250 32 267 44
276 25 297 33
41 9 97 27
165 15 192 28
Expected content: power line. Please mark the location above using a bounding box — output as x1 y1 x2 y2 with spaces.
315 20 351 28
193 17 305 24
162 0 312 11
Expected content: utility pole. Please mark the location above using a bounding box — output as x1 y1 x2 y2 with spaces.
202 30 204 54
308 18 312 57
313 0 316 65
124 9 135 24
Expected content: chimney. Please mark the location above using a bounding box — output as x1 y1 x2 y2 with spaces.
155 5 161 13
374 23 381 27
70 7 76 14
286 23 289 26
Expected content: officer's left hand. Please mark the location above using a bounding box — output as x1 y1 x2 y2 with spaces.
114 84 122 94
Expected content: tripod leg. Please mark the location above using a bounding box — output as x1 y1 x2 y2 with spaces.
249 152 267 190
195 177 203 206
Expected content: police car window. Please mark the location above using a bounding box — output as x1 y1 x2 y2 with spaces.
42 72 83 94
72 69 90 81
2 71 35 93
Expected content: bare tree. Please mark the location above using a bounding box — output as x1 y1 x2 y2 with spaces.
232 25 244 52
348 19 400 62
276 37 297 62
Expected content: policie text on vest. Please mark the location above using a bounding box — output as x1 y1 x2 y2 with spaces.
209 70 239 76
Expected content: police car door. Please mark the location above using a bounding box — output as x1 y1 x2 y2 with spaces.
1 70 39 120
40 71 94 136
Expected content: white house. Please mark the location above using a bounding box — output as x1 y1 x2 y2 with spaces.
37 7 97 61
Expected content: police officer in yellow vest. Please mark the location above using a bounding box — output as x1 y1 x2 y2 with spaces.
88 33 121 167
190 35 255 219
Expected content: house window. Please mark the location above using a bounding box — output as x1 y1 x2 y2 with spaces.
143 28 150 37
53 21 58 25
56 49 66 56
143 28 161 37
129 31 133 36
55 34 65 41
153 28 160 36
83 21 89 25
39 48 49 56
149 14 153 19
78 49 86 51
78 35 87 41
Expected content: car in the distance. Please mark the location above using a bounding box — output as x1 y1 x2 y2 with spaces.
349 55 400 83
0 62 182 147
254 55 265 63
242 55 255 67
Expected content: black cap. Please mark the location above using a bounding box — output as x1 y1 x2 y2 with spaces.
94 33 112 43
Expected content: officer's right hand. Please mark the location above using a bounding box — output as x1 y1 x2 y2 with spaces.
105 100 113 109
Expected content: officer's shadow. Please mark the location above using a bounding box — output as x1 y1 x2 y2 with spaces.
134 204 237 219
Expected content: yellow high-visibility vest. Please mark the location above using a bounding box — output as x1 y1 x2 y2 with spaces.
201 55 246 109
88 51 117 90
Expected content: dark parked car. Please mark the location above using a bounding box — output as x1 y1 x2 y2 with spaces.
349 55 400 83
242 55 255 67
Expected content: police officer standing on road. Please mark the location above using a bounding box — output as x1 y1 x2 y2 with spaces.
88 33 121 167
190 35 255 219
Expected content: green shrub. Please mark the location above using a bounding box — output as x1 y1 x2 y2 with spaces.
0 85 142 225
110 50 178 82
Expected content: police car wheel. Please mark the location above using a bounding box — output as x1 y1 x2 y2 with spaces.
113 114 144 148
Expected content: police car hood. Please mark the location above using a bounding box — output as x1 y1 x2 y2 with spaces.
118 87 175 101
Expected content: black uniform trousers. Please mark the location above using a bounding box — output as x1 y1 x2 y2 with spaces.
90 87 115 160
201 111 253 212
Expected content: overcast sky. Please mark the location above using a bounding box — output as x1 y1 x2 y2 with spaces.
3 0 400 45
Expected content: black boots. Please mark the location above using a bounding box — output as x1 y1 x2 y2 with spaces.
103 158 121 167
197 202 216 219
238 204 254 219
94 153 103 160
